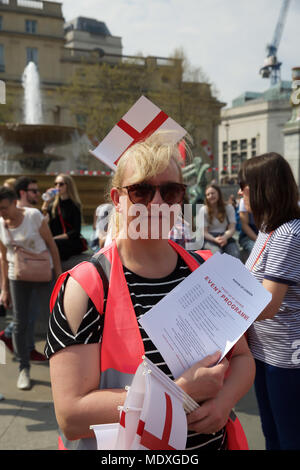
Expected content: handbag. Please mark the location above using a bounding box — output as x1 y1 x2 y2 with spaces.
5 224 52 283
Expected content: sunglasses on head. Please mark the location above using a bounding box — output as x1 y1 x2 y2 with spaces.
118 181 187 206
55 182 65 187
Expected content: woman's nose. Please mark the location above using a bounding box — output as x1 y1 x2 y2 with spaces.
149 187 164 205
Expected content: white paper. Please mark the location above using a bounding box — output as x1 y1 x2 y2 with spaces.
139 253 272 378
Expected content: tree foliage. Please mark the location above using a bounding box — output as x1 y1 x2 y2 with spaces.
60 51 218 155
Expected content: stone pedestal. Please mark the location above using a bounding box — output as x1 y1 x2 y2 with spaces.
283 67 300 185
284 121 300 185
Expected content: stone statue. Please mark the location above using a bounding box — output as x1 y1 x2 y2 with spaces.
182 156 210 205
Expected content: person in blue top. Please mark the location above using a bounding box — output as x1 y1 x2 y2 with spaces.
239 152 300 450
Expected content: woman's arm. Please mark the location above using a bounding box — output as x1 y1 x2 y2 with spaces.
223 222 236 240
255 278 288 321
240 212 257 241
0 240 11 309
49 276 127 441
204 227 219 244
39 219 62 278
187 335 255 434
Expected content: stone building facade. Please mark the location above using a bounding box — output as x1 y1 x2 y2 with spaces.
0 0 223 172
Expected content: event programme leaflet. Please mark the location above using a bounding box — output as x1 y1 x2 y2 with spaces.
139 253 272 378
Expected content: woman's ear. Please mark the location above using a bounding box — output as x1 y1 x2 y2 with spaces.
110 188 121 211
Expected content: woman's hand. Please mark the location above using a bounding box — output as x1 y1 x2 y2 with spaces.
175 351 229 403
215 235 228 247
187 395 231 434
0 289 11 309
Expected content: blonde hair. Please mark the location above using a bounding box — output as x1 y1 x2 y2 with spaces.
3 178 17 190
52 173 82 218
108 131 190 239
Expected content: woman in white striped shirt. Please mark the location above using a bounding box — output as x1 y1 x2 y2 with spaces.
239 152 300 450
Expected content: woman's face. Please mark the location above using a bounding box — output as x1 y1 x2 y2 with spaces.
0 198 17 221
112 158 183 240
205 187 219 206
54 176 68 197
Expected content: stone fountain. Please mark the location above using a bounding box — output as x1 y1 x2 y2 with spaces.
0 62 84 174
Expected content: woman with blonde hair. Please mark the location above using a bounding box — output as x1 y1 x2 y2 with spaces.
42 173 84 261
200 184 240 258
45 132 255 450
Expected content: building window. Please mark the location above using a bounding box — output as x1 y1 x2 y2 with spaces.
0 45 5 72
240 139 247 150
240 152 247 162
25 20 37 34
231 153 239 174
222 141 228 152
251 137 256 149
26 47 38 65
223 154 228 169
231 140 238 151
252 150 256 157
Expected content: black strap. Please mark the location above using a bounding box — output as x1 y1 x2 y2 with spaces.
187 251 206 266
89 254 110 304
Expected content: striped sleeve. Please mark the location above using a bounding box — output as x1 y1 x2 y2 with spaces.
264 230 300 285
44 276 103 359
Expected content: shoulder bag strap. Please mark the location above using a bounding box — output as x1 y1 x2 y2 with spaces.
186 250 206 266
57 204 67 234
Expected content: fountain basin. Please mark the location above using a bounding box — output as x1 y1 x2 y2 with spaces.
0 123 86 173
0 124 84 150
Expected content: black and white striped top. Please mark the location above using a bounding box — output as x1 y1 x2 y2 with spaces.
45 255 226 450
246 219 300 368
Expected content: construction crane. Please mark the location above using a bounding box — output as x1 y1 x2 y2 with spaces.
259 0 291 86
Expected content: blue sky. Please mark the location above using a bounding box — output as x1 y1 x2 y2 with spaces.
58 0 300 108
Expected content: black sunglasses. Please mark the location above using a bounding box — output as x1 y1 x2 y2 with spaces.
26 189 40 194
118 182 187 206
55 182 65 187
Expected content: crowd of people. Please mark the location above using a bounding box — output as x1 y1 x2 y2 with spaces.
0 174 88 390
0 134 300 451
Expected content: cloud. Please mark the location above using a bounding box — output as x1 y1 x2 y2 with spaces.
58 0 299 107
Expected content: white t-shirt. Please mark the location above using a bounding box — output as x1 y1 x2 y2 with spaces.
0 207 52 280
200 204 236 234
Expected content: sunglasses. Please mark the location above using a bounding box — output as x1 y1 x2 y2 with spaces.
119 182 187 206
55 182 65 187
26 189 40 194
